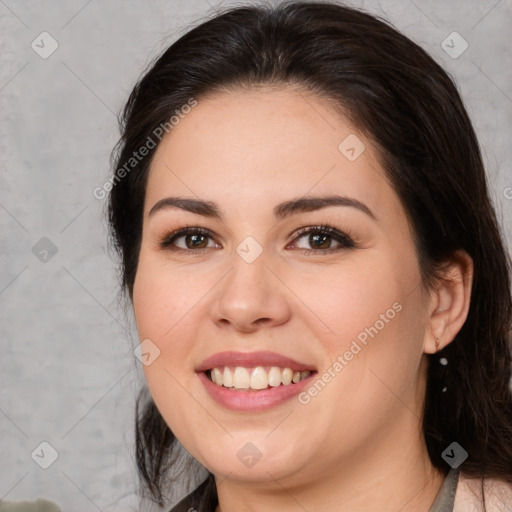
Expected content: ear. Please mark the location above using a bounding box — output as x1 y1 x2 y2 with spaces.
423 250 474 354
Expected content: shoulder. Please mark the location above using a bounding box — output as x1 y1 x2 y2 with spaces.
454 472 512 512
0 499 61 511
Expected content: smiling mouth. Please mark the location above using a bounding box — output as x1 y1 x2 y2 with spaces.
206 366 314 391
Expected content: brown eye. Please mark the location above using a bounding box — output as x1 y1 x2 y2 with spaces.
307 232 332 250
160 227 218 251
182 233 209 249
290 225 356 254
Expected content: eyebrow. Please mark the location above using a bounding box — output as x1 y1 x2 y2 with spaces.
148 195 376 221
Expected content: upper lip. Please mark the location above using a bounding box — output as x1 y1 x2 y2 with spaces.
196 350 316 373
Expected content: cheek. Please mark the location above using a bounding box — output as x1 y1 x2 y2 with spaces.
132 259 199 405
133 253 208 340
288 253 424 403
133 260 213 449
293 275 423 448
285 258 407 350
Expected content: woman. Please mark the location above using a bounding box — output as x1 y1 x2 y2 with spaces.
107 1 512 510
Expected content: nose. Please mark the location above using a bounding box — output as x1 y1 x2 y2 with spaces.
210 251 292 333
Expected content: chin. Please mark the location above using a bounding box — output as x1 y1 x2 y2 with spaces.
188 434 311 484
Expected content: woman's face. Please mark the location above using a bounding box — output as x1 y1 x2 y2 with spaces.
132 85 434 485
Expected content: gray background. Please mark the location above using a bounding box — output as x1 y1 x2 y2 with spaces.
1 0 511 510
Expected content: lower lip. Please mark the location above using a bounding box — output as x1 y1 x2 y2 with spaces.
197 371 315 411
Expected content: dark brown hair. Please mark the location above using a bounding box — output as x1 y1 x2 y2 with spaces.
107 1 512 509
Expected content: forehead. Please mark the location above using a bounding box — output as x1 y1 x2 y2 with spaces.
145 86 398 220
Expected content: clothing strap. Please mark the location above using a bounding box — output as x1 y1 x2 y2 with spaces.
428 467 461 512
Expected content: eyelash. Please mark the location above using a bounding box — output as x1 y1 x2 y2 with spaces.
158 224 357 255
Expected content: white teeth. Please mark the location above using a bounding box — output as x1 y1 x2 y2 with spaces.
250 367 268 390
208 366 312 390
281 368 293 385
233 367 250 389
268 366 282 387
212 368 223 386
223 367 233 387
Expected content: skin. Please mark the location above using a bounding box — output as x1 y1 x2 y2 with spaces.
132 85 473 511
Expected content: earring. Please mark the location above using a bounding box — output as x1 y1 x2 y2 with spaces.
438 337 448 393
